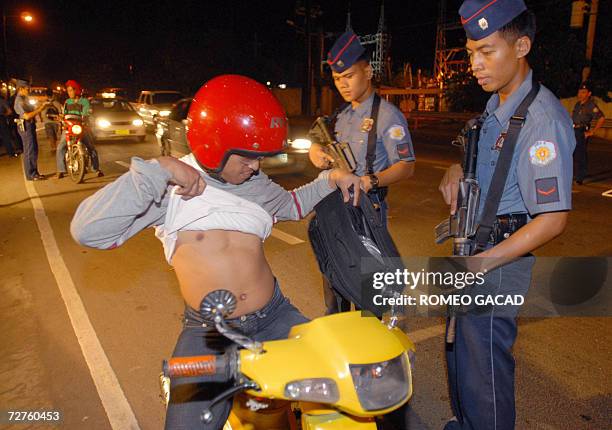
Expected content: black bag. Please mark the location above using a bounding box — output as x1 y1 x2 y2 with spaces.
308 190 405 317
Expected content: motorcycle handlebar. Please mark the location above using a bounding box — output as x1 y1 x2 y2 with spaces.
163 354 233 382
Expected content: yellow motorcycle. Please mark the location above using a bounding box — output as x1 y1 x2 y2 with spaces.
163 290 415 429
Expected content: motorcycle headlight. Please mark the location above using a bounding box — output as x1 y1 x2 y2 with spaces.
350 353 410 411
132 119 144 127
71 124 83 135
290 138 312 150
159 110 171 117
97 118 111 129
284 378 339 403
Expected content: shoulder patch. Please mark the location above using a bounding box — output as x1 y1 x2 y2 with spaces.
388 125 406 141
396 143 413 160
529 141 557 166
535 177 560 204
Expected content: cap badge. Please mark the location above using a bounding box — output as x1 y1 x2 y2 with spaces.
478 17 489 30
336 60 344 68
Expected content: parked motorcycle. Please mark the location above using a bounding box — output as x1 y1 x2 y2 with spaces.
163 290 415 429
62 114 92 183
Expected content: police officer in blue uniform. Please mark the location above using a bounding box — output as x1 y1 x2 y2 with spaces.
439 1 575 428
309 31 415 314
13 79 49 180
572 81 605 184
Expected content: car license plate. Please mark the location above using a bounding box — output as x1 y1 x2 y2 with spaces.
115 129 130 135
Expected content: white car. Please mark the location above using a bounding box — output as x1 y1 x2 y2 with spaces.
89 98 146 142
132 90 185 127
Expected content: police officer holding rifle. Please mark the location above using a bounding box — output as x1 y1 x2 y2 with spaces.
436 1 575 428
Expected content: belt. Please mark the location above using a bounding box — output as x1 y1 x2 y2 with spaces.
573 124 588 130
488 213 528 245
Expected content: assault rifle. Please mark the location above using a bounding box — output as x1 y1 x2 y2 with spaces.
434 117 483 343
309 117 357 172
435 118 482 256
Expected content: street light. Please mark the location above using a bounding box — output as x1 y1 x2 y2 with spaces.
2 10 36 85
21 12 34 23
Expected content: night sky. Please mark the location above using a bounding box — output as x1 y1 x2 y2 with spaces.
4 0 610 98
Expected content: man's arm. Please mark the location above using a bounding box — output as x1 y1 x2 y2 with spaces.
585 116 606 138
71 156 205 249
477 212 567 270
260 169 361 221
361 160 414 192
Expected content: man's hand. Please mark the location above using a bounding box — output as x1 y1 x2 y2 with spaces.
360 175 373 193
158 156 206 200
439 163 464 215
309 143 335 169
329 169 361 206
585 130 594 138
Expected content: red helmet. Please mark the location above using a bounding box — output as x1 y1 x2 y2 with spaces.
187 75 288 172
65 80 82 96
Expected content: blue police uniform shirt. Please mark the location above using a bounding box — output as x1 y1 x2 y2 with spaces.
334 92 415 176
14 94 35 120
476 70 575 220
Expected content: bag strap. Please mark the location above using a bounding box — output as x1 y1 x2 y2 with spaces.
366 93 382 175
473 79 540 251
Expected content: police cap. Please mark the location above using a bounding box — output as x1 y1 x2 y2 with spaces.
459 0 527 41
326 30 367 73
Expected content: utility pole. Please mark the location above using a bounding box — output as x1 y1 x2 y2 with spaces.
303 0 312 116
582 0 599 82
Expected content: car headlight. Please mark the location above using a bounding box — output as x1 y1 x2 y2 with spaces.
28 98 37 106
290 138 312 150
132 119 144 127
71 124 83 135
97 118 111 129
284 378 339 403
159 110 171 117
350 353 410 411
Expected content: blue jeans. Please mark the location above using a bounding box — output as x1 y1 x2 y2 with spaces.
444 256 534 430
56 130 100 173
165 281 308 430
18 121 39 179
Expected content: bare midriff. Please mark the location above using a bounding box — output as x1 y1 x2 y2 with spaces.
171 229 275 316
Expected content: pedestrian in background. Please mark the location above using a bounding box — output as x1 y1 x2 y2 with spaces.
0 96 19 157
42 89 63 151
572 81 605 185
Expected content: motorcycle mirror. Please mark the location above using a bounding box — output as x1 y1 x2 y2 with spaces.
199 290 238 322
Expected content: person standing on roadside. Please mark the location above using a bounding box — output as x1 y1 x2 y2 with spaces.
438 1 575 428
571 81 605 185
13 79 48 180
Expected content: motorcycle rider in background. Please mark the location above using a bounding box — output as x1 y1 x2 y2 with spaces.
55 79 104 179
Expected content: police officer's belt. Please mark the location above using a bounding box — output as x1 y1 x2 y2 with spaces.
489 213 527 245
473 79 540 253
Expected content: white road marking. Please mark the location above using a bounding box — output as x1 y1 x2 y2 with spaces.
271 228 305 245
406 324 446 343
602 188 612 198
115 160 130 168
23 178 140 429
